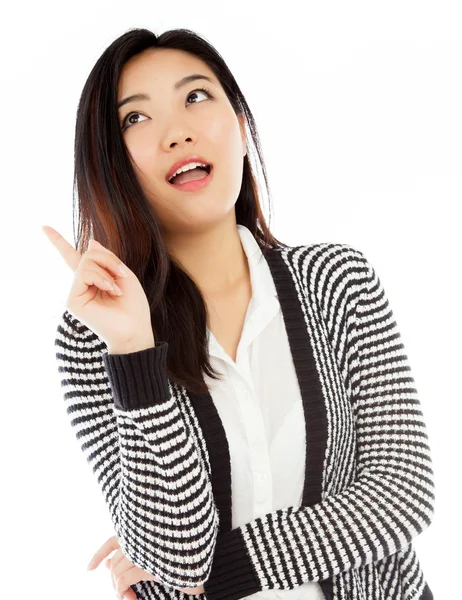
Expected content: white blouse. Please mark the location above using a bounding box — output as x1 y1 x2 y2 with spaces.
203 225 326 600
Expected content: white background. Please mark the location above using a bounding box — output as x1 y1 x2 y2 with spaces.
1 1 460 598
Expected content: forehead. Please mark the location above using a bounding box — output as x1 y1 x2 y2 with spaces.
117 48 215 94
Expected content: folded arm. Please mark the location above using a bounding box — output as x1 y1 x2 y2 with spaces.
55 310 219 589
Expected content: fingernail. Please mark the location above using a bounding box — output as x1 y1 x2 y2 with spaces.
117 265 128 277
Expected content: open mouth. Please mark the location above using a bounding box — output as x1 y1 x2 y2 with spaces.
167 165 213 187
167 164 212 185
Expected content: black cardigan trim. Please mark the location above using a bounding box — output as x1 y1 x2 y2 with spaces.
188 246 334 600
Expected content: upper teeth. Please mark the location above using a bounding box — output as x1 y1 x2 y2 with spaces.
169 161 208 181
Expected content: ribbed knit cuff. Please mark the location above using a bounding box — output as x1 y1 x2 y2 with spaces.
203 528 260 600
102 341 171 411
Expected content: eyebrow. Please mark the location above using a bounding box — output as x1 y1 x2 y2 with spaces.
117 74 216 111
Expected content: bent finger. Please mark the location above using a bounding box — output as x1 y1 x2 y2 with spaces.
81 247 130 281
87 535 120 570
115 565 154 598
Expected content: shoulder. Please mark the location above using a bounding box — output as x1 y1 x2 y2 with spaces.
279 241 371 291
281 243 376 332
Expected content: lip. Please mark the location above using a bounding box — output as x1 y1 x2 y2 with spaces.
165 155 212 182
167 164 214 192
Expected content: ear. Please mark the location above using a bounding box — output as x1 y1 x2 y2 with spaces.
238 113 247 157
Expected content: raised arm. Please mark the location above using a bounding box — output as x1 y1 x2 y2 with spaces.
55 309 219 589
202 248 435 600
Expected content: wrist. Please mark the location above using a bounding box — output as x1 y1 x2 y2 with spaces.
108 337 155 355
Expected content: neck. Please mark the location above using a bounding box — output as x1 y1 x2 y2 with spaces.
164 216 250 297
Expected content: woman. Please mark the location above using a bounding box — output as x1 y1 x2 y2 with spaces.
44 27 435 600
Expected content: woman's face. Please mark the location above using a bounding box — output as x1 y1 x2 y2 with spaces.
116 47 247 236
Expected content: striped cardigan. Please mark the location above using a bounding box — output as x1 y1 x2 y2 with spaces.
54 242 435 600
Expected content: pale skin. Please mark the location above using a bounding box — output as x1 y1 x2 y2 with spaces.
44 46 255 599
116 46 249 296
115 46 253 362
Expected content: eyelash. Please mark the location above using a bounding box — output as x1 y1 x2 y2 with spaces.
120 86 213 131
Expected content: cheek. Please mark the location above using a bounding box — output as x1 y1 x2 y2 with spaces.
206 117 240 151
127 136 156 173
204 123 245 186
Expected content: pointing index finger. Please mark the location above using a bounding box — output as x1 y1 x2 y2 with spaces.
41 225 81 272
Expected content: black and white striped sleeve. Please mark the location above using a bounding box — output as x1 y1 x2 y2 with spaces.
202 250 436 600
54 309 219 589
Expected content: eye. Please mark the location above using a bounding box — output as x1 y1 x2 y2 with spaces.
186 86 213 105
120 87 213 131
120 112 148 130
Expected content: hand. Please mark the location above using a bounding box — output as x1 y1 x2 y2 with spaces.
87 535 157 599
87 535 205 597
42 225 154 349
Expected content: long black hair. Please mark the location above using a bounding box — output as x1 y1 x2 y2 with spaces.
73 27 289 394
